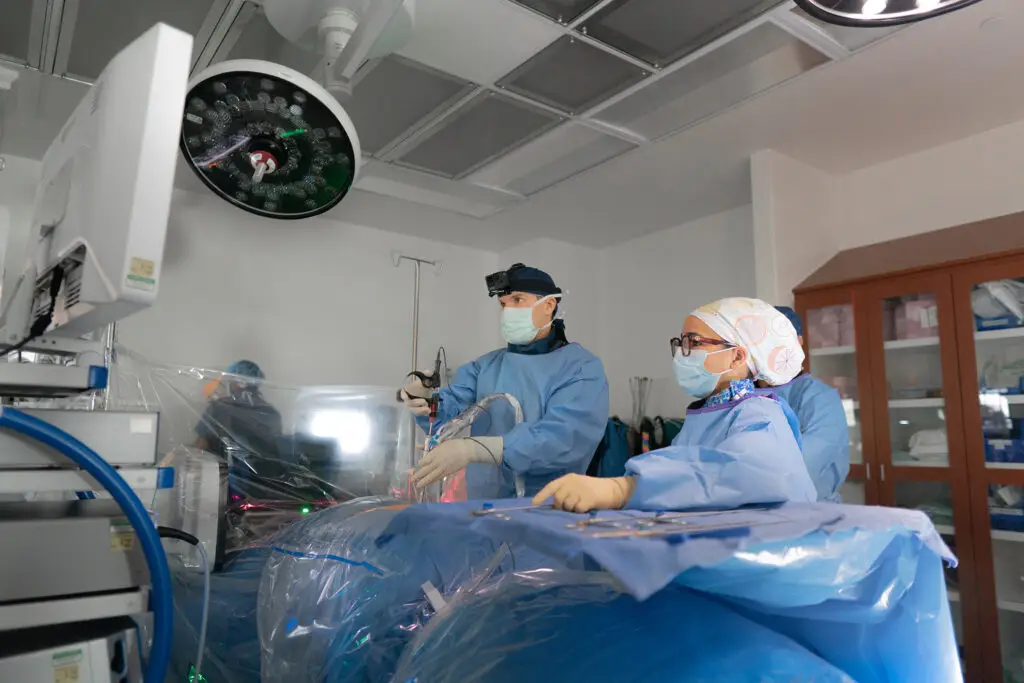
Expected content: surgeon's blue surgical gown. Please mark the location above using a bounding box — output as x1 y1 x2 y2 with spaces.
422 342 609 499
626 393 816 510
757 374 850 502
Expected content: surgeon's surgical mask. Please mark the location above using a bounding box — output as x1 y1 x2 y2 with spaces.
501 295 558 345
672 348 733 399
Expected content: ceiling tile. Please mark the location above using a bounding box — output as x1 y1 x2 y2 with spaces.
392 91 563 179
594 23 828 141
508 0 603 25
397 0 563 85
226 6 322 75
355 161 522 218
343 56 474 156
579 0 785 67
497 36 649 114
66 0 214 80
468 123 636 196
0 0 34 65
790 6 904 51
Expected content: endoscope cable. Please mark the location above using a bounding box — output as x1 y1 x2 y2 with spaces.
158 527 210 682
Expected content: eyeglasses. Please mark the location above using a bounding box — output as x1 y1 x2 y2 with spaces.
670 333 735 357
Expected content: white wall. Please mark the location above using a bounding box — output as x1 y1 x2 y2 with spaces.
751 150 839 306
119 191 499 386
840 117 1024 250
0 154 499 387
753 118 1024 299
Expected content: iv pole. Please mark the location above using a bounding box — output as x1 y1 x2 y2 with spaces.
391 251 442 371
392 251 442 503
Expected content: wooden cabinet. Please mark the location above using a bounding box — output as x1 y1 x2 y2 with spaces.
795 214 1024 683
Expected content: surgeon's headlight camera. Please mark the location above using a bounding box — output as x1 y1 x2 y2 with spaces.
486 264 526 298
180 59 362 220
793 0 984 27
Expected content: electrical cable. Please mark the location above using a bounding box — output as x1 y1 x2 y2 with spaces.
157 526 200 545
4 265 64 356
0 407 173 683
128 616 148 673
158 526 210 681
467 437 500 466
437 346 449 386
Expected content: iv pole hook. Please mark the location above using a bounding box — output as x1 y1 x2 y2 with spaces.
391 251 442 372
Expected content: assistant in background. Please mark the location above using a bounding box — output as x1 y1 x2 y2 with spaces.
765 307 850 502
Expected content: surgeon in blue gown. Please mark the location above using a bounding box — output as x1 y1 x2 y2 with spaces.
760 307 850 502
401 264 609 499
533 297 816 512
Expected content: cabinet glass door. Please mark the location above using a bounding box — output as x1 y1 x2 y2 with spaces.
955 267 1024 683
879 292 949 470
867 275 970 673
802 299 866 502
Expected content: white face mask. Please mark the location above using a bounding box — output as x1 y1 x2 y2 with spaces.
501 295 558 345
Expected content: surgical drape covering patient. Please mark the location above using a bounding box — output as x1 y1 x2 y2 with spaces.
534 297 816 512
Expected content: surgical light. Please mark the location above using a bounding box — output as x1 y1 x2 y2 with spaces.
793 0 985 26
863 0 888 15
180 60 361 220
308 409 372 455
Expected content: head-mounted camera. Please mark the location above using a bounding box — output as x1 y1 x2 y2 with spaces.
486 264 525 298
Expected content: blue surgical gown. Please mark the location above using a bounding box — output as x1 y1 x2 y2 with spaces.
757 374 850 502
422 343 609 499
626 393 816 510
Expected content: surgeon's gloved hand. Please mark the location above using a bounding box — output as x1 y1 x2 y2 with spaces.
399 372 436 416
414 437 503 489
532 474 637 513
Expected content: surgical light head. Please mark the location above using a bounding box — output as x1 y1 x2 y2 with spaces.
793 0 984 26
180 60 362 220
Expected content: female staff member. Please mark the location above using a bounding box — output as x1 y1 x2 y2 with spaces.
533 298 816 512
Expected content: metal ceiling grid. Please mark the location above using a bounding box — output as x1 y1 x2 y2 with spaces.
0 0 867 203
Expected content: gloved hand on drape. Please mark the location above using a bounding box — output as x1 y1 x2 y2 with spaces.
532 473 636 512
414 437 504 488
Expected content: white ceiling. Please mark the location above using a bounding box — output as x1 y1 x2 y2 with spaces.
1 0 1023 251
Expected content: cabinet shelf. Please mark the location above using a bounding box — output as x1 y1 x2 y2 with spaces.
809 338 945 356
884 337 940 350
809 345 856 357
888 398 945 408
997 600 1024 614
975 328 1024 342
991 529 1024 543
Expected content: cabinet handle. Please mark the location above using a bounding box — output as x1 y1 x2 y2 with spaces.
880 464 886 482
866 463 871 480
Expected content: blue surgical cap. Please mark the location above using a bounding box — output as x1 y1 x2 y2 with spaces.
508 264 561 297
775 306 804 337
227 360 264 380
